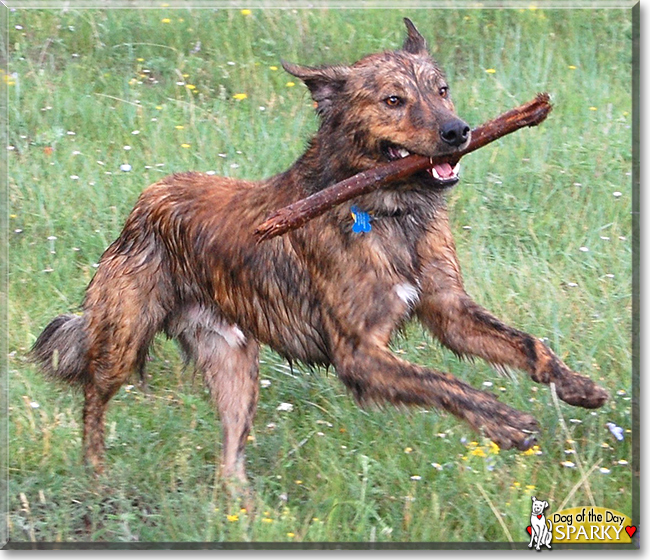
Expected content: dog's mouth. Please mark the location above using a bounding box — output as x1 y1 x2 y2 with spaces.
381 142 460 189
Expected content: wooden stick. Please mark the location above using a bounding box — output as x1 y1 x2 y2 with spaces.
255 93 552 242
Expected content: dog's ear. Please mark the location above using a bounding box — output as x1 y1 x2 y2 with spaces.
531 496 536 502
543 501 548 509
402 18 428 55
282 61 350 116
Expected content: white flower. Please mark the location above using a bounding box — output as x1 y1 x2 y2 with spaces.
260 379 271 388
606 422 624 441
120 164 132 172
276 402 293 412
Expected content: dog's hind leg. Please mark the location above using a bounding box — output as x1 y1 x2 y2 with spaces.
175 315 259 485
416 213 608 409
79 246 171 473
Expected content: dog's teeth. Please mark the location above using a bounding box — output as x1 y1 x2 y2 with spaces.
430 166 440 179
452 163 460 175
398 148 410 158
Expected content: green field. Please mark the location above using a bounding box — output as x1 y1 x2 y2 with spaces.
5 6 635 545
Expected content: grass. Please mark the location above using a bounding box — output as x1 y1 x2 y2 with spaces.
6 6 634 546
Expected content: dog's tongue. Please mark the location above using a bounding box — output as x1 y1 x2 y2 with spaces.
433 162 454 179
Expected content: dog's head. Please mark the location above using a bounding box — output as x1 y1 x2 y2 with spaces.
531 496 549 515
283 18 470 190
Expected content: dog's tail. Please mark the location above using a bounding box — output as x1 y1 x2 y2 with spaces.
30 313 90 385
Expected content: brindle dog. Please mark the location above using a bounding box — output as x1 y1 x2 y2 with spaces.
32 19 608 483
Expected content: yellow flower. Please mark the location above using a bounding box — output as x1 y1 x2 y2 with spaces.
485 68 496 74
137 58 144 62
526 485 536 490
488 441 500 454
181 143 191 148
287 532 295 538
262 517 273 523
185 84 196 90
270 66 278 71
295 480 303 485
286 81 296 87
161 18 171 23
233 93 248 100
241 9 252 16
469 447 487 457
522 445 541 456
227 514 239 522
404 447 413 454
589 106 598 111
156 105 163 110
513 481 521 487
568 65 577 69
175 125 184 129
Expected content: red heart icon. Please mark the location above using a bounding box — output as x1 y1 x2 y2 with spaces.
625 526 637 538
526 526 532 535
537 514 542 519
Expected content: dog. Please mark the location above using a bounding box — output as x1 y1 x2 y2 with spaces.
32 19 608 484
529 496 553 550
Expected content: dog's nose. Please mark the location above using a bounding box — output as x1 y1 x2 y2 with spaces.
440 118 471 148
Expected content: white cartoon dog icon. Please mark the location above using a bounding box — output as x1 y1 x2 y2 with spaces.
528 496 553 550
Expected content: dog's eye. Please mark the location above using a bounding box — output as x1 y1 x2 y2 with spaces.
385 96 403 107
439 86 449 99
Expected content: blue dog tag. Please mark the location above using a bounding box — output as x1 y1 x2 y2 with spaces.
351 205 372 233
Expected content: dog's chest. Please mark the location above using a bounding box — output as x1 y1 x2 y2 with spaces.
311 218 424 335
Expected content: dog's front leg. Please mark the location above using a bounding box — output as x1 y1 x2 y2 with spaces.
332 341 539 451
416 213 608 409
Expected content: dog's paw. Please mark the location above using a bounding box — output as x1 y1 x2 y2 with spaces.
553 372 609 409
475 406 540 451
